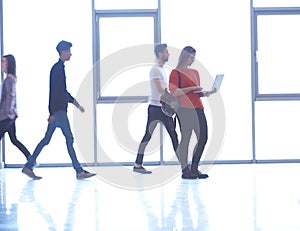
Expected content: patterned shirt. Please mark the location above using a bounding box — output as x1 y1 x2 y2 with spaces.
0 74 18 121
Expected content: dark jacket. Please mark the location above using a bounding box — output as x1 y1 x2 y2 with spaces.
48 59 75 115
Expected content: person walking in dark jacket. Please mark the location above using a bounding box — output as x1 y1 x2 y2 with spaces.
22 40 96 180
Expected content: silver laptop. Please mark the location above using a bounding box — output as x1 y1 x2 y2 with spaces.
195 74 224 94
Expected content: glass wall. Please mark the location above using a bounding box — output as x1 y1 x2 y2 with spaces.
252 5 300 161
2 0 253 165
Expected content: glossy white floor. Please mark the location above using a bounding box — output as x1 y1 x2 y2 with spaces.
1 163 300 231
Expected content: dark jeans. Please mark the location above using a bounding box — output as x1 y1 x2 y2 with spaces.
135 105 179 165
0 117 31 160
176 108 208 170
25 110 83 173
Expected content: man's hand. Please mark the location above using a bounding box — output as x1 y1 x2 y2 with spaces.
48 115 54 124
78 105 85 113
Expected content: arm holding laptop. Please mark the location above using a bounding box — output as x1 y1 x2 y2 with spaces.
195 74 224 97
195 87 217 97
171 85 203 97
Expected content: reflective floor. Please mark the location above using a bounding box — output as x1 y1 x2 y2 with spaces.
1 163 300 231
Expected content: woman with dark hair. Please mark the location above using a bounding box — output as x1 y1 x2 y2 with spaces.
169 46 215 179
0 54 32 161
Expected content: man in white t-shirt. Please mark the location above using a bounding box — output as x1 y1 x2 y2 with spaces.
133 43 179 174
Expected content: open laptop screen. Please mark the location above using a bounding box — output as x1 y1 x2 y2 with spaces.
212 74 224 91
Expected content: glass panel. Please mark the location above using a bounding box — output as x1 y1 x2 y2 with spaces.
99 17 154 59
95 0 157 10
101 64 151 97
3 0 93 164
257 15 300 94
253 0 300 7
97 104 160 163
98 17 154 96
255 101 300 159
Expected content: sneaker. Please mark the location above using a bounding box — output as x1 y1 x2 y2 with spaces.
22 167 42 180
76 170 96 180
133 166 152 174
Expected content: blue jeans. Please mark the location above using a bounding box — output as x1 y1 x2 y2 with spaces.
25 110 83 173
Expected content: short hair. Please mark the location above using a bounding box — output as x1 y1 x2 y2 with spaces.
3 54 16 76
154 43 167 58
56 40 72 54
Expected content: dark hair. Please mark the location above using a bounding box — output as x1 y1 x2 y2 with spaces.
154 43 167 58
182 46 196 54
3 54 16 76
56 40 72 54
177 46 196 68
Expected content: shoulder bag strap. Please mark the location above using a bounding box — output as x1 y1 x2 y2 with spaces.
174 70 182 130
176 70 181 88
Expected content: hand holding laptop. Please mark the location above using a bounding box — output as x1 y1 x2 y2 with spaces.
194 74 224 97
195 89 215 97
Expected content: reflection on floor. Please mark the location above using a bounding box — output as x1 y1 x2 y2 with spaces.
1 163 300 231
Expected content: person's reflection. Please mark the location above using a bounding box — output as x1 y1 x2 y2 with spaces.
0 203 19 231
19 180 56 230
0 177 56 231
137 179 209 231
0 169 19 231
63 179 99 231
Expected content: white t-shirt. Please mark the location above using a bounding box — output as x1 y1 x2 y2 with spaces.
149 64 167 106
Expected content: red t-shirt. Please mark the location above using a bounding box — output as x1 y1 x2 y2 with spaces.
169 68 204 109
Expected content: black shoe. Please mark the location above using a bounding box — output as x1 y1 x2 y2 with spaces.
191 170 209 179
190 164 209 179
197 171 209 179
181 166 197 179
133 166 152 174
